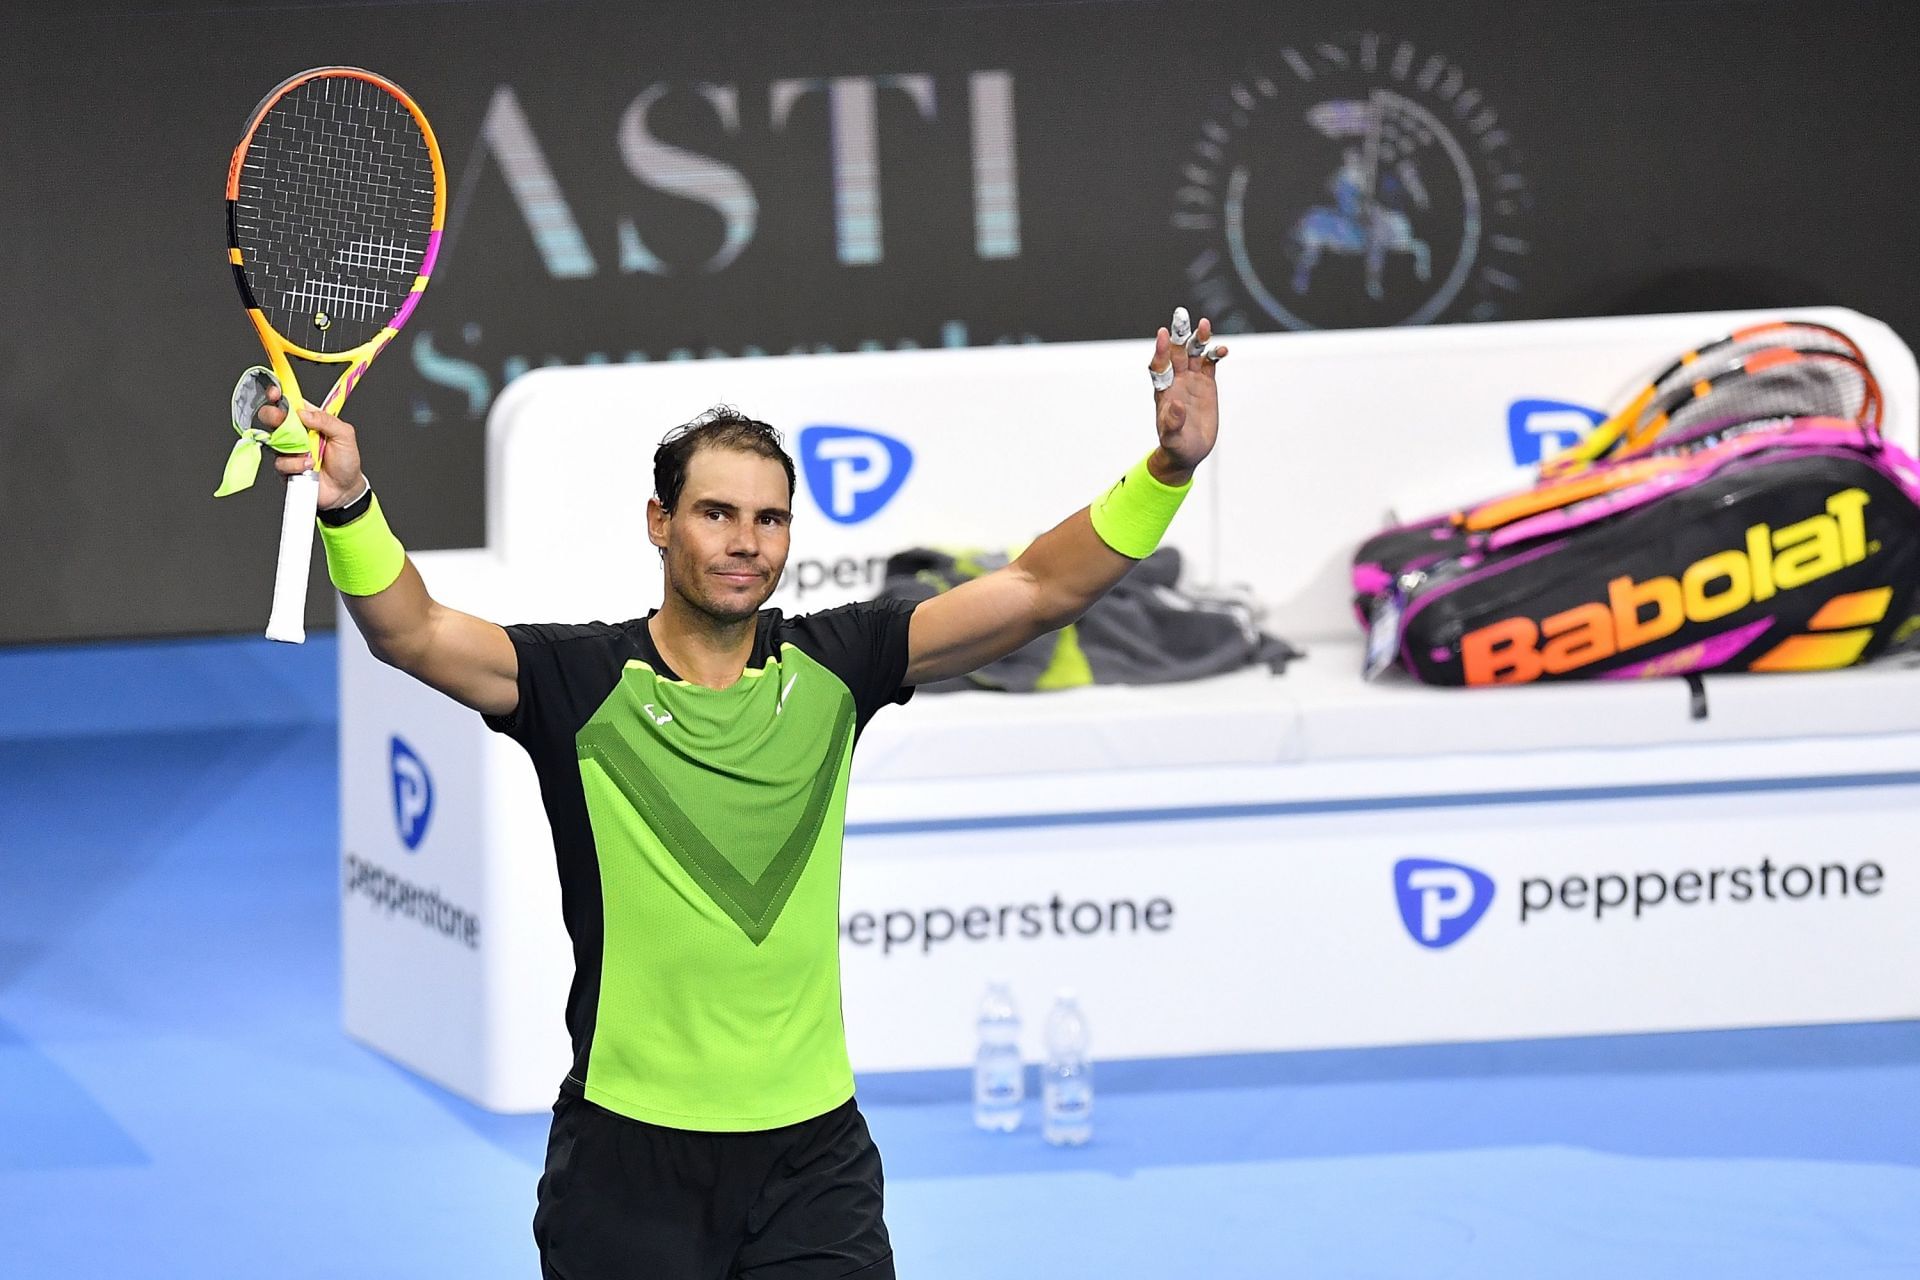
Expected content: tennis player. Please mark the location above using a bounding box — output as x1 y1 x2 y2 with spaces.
263 312 1225 1279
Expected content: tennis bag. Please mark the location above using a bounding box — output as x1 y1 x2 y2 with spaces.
1353 416 1825 630
1353 320 1885 630
1363 431 1920 686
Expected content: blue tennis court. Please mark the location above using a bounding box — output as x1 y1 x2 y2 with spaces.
2 637 1915 1277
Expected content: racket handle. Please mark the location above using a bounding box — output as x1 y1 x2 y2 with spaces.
265 469 321 643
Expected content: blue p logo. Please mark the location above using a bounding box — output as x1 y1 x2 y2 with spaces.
799 426 912 524
390 736 434 852
1394 858 1495 949
1507 399 1605 466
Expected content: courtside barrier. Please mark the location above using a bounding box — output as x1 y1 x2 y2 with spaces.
340 309 1920 1110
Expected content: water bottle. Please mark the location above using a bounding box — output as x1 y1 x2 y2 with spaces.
972 981 1024 1132
1042 990 1093 1146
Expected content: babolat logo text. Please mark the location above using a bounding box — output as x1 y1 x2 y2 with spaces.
390 736 434 852
1394 858 1496 949
1462 488 1874 685
799 425 913 524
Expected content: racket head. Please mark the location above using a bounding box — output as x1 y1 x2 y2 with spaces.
1625 346 1881 453
1539 320 1871 476
226 67 445 408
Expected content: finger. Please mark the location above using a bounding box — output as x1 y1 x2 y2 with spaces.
297 404 353 442
273 452 314 476
1168 307 1193 348
1148 327 1174 393
1182 316 1214 362
256 400 287 428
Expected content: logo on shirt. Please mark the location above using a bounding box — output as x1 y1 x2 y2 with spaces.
1393 857 1495 948
643 703 674 726
390 736 434 852
799 425 913 524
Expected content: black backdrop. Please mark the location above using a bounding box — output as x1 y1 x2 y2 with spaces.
2 0 1916 643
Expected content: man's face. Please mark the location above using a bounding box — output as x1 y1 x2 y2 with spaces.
648 446 792 624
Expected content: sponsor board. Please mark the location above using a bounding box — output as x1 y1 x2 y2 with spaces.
834 778 1917 1073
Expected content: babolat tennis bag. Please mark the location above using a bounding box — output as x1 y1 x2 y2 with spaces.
1354 317 1890 654
1360 423 1920 685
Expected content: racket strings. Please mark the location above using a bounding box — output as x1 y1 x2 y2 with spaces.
233 73 436 352
1649 354 1878 448
1627 326 1866 439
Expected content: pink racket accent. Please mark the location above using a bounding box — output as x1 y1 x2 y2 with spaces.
393 290 425 331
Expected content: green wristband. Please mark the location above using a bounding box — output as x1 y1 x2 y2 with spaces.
1089 454 1192 559
318 491 406 596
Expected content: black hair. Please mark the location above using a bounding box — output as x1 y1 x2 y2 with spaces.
652 405 796 514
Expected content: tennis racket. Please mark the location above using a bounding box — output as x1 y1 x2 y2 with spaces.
1618 346 1880 454
1538 320 1869 477
226 67 445 642
1461 347 1881 534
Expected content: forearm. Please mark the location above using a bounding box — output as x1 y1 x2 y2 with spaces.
1012 446 1197 630
320 492 518 714
320 487 439 667
341 558 438 666
1008 510 1134 632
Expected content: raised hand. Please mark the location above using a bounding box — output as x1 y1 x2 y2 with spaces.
1146 307 1227 483
257 385 367 510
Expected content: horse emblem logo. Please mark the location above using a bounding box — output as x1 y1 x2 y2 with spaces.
1173 34 1533 333
1292 112 1433 301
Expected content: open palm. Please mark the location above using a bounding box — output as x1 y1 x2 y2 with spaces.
1151 314 1225 474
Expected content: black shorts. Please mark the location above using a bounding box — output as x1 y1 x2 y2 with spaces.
533 1092 895 1280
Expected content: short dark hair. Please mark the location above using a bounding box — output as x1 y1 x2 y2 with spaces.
652 405 796 514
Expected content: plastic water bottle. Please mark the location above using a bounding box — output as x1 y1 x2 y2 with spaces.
972 981 1024 1132
1042 990 1093 1146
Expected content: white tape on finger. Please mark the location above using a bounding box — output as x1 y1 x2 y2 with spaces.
1169 307 1193 347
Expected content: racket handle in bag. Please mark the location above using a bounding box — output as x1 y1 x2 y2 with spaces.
265 468 321 643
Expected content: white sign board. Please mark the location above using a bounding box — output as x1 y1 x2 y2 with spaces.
340 309 1920 1112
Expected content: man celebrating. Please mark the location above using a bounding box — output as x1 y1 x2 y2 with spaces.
263 311 1225 1279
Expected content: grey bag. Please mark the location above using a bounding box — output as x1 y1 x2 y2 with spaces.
876 546 1300 693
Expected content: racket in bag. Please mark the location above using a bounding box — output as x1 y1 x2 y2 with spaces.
1361 430 1920 686
1352 319 1885 632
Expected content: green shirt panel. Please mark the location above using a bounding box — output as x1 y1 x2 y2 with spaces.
573 642 861 1130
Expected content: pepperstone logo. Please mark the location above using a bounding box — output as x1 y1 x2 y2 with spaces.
1508 398 1606 466
390 736 434 852
799 426 914 524
1173 33 1532 333
1394 857 1495 949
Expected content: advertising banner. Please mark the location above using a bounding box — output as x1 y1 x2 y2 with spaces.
838 779 1920 1072
3 1 1918 640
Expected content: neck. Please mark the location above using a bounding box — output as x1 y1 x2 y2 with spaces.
648 594 759 689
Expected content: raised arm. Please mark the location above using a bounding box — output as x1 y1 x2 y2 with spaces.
905 311 1226 686
261 391 520 717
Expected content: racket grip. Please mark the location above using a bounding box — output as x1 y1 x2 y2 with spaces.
265 469 321 643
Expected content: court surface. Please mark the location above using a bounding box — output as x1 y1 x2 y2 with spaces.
2 636 1916 1278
